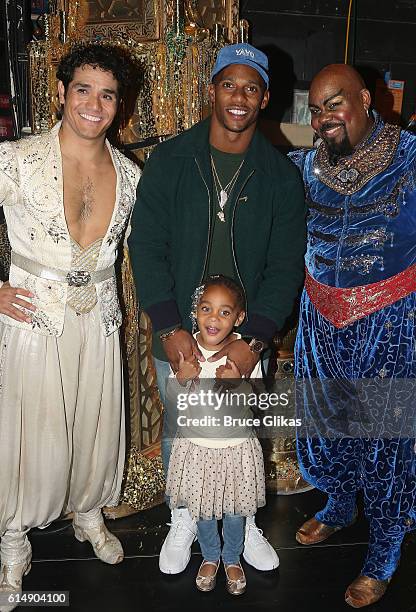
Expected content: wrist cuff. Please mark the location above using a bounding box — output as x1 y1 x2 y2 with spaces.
146 299 181 332
241 313 277 343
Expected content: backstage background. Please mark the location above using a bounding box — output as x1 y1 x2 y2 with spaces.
1 1 416 139
0 1 415 611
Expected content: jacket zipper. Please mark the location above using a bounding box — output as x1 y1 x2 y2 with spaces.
231 170 254 320
195 157 212 283
196 158 254 325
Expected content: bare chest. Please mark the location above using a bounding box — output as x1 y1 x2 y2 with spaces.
62 162 117 248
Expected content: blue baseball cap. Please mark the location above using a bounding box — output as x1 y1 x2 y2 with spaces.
211 43 269 89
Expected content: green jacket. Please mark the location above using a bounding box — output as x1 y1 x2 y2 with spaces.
129 117 306 356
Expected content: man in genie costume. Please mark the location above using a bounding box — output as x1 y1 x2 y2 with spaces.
290 64 416 608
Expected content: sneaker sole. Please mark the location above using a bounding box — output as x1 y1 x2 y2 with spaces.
159 546 193 574
242 551 279 571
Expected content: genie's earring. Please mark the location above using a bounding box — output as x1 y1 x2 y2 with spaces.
365 107 370 117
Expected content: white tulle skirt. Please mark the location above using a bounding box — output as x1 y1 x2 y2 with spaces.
166 436 266 521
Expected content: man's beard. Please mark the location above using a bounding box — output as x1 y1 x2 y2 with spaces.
321 124 354 166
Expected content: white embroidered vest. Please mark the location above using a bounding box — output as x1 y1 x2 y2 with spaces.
0 122 141 336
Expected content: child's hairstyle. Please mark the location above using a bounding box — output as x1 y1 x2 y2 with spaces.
190 274 245 329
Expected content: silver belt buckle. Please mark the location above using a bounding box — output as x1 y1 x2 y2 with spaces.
66 270 91 287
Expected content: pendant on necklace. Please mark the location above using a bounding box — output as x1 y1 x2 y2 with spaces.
217 211 225 222
220 190 228 209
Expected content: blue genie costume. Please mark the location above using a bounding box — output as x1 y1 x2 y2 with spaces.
289 115 416 581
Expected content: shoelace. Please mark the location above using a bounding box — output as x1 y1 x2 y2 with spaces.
246 524 267 547
166 521 195 546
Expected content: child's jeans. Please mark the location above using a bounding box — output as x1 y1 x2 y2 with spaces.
197 514 245 565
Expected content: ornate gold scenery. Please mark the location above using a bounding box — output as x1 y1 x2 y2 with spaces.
26 0 308 510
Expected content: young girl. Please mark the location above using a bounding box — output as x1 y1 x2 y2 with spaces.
165 275 266 595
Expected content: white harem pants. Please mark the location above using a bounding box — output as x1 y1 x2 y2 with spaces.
0 304 125 560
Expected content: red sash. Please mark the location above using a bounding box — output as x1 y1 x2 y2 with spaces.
305 264 416 328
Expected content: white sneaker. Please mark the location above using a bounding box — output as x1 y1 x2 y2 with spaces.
159 508 197 574
243 517 279 571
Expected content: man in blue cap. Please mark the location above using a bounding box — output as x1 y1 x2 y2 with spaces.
129 43 306 575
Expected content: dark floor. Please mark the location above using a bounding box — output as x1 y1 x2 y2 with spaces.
23 489 416 612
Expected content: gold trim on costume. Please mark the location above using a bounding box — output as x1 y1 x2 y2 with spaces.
313 123 401 195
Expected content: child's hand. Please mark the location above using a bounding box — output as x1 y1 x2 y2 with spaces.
176 351 202 385
216 359 241 380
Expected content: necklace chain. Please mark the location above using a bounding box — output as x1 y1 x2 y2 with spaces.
210 155 245 222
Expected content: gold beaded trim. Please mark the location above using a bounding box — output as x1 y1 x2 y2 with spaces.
313 123 401 195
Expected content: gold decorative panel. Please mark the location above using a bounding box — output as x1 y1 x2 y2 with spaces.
27 0 244 513
195 0 239 40
183 0 239 42
84 0 161 40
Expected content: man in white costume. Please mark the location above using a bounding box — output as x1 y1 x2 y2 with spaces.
0 43 140 606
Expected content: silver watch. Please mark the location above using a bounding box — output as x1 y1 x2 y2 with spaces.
246 338 266 354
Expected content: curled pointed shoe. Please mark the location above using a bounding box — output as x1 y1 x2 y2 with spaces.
345 575 390 608
73 523 124 564
224 562 246 596
296 509 357 546
0 556 32 612
295 517 343 545
195 560 219 592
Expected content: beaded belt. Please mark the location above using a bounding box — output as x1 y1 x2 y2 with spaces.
305 264 416 328
11 252 114 287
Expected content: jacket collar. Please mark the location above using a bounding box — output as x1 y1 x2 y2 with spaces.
171 116 273 177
